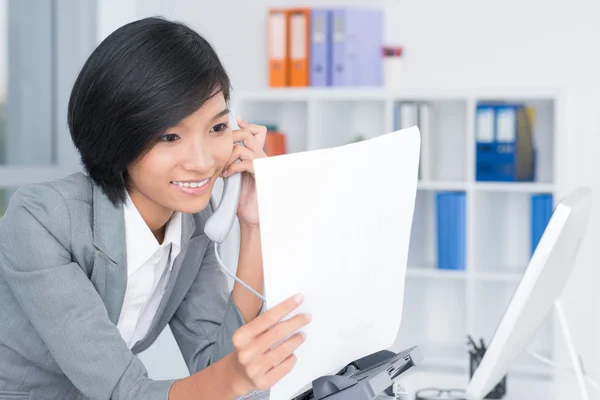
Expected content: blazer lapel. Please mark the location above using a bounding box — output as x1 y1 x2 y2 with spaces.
92 183 128 326
90 179 207 351
155 213 197 308
131 213 198 353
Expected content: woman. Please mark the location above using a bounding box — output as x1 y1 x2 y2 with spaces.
0 17 310 400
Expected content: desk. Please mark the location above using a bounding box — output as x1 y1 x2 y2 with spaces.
238 368 555 399
398 369 555 400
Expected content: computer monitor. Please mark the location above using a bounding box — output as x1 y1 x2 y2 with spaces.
465 187 592 400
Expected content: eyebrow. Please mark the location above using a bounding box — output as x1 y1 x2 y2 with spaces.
213 108 230 121
173 108 231 131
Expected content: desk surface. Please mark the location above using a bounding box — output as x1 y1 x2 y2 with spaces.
399 369 555 400
236 372 553 399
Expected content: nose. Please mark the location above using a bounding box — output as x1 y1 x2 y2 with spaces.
181 136 215 172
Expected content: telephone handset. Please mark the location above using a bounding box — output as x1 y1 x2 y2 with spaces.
204 110 266 302
204 111 242 244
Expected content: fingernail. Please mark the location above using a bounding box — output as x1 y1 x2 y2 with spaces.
300 332 307 340
305 313 312 322
222 170 228 177
294 293 304 303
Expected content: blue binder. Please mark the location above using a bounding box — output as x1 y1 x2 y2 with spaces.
310 9 332 86
475 103 536 182
436 192 466 270
531 194 553 255
330 8 383 86
475 104 497 181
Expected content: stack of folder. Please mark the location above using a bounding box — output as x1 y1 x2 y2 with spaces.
531 194 553 255
475 102 536 182
268 7 384 87
436 192 466 270
261 124 288 156
394 102 431 181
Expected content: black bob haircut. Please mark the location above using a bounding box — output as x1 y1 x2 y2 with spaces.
68 16 231 207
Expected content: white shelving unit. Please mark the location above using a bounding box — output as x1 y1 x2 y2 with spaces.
232 87 563 392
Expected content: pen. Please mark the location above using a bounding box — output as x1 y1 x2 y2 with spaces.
467 335 479 352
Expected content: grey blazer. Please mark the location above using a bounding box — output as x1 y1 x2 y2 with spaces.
0 172 252 400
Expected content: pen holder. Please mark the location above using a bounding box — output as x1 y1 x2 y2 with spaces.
469 349 507 399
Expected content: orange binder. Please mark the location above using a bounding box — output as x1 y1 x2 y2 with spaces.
265 131 287 156
288 8 310 87
268 9 290 87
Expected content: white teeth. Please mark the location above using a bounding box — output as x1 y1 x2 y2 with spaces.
172 179 209 188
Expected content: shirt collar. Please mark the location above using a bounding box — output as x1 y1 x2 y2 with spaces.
123 191 182 277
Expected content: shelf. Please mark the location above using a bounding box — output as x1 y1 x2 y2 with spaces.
474 182 555 194
311 99 386 148
407 191 436 268
415 180 554 193
395 99 469 181
233 101 308 153
235 87 562 102
234 87 561 388
393 279 466 367
473 271 523 283
236 87 388 101
407 267 467 280
472 191 538 273
235 88 313 102
415 181 554 193
406 269 524 283
418 180 469 191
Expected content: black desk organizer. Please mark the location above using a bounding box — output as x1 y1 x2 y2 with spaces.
469 343 507 399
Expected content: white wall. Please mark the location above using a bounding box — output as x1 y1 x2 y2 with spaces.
0 0 7 101
97 0 600 396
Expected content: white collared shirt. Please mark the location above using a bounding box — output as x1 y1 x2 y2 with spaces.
116 192 182 349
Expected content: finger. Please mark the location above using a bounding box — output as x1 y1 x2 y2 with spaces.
243 331 305 380
232 128 264 155
237 117 267 138
258 331 306 376
237 118 268 148
222 160 253 177
226 143 256 167
240 312 310 363
253 313 311 356
238 294 305 339
257 353 298 390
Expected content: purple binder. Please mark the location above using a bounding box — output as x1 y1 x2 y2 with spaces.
331 8 383 87
310 9 331 86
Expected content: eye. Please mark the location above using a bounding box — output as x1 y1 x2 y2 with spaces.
159 133 180 143
210 123 230 135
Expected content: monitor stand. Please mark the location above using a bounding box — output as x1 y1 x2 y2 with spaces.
527 299 591 400
554 299 590 400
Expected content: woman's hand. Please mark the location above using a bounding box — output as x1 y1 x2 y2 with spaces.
226 293 311 396
222 117 267 229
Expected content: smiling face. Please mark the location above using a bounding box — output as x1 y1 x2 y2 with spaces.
125 92 233 224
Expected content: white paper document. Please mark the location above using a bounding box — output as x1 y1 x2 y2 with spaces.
252 127 421 400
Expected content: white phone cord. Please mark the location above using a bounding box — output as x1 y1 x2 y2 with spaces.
214 242 267 302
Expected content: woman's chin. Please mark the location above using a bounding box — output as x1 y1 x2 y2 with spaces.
164 195 211 215
173 201 210 215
